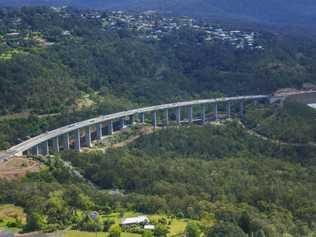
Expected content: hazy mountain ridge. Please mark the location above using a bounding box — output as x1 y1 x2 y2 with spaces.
1 0 316 26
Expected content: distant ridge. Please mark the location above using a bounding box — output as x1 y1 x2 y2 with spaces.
1 0 316 27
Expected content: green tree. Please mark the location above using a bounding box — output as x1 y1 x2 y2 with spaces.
104 219 115 232
186 222 202 237
24 212 48 231
143 230 154 237
255 230 266 237
109 224 122 237
154 224 169 237
207 222 247 237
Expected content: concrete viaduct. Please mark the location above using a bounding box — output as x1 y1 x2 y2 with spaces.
0 91 315 160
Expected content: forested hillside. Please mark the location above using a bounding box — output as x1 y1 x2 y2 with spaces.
1 5 316 237
244 100 316 144
1 121 315 236
1 7 316 117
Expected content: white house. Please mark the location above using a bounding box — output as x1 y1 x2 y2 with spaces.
121 215 150 226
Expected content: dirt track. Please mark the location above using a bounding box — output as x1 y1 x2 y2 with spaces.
0 157 41 180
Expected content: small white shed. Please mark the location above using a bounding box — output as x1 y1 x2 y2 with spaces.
144 224 155 230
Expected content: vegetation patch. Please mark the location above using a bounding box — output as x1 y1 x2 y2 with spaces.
244 101 316 143
0 49 28 61
0 204 26 230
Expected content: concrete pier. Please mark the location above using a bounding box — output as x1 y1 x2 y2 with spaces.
214 103 218 121
42 141 49 156
240 101 244 117
96 123 102 140
74 129 81 152
164 109 169 126
152 111 157 128
227 102 231 118
176 107 181 125
30 145 39 156
202 104 206 124
108 120 113 135
129 115 135 125
140 113 145 124
63 133 70 150
85 127 92 147
188 106 193 123
52 137 59 153
120 118 125 129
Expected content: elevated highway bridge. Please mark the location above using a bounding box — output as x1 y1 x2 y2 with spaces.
1 91 315 160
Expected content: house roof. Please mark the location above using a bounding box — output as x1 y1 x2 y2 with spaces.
122 215 149 225
144 224 155 230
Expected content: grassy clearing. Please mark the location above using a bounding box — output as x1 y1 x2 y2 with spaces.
168 219 188 236
0 48 27 60
148 214 189 237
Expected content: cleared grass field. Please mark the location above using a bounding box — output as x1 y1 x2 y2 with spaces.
168 219 188 237
148 214 188 237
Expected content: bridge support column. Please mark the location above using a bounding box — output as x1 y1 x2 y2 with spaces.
254 100 258 106
140 113 145 124
227 102 231 118
63 133 70 150
41 141 49 156
52 137 60 153
188 106 193 123
129 115 135 125
240 101 244 117
35 145 40 156
202 104 206 124
164 109 169 127
152 111 157 128
108 120 113 135
85 127 92 147
120 118 125 129
96 123 102 140
74 129 81 152
214 103 218 121
30 145 39 156
176 107 181 125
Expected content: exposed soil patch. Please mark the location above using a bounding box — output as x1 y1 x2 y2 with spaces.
0 157 42 180
111 126 155 149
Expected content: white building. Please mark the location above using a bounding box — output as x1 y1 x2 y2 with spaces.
121 216 150 226
144 224 155 230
